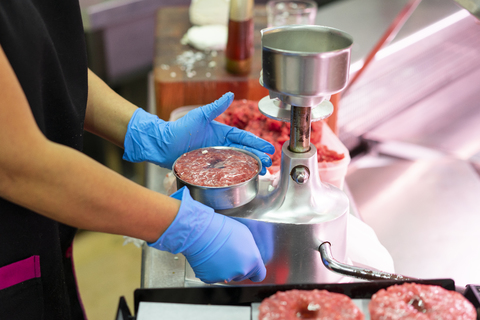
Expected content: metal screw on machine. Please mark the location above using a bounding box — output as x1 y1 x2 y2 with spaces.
290 165 310 184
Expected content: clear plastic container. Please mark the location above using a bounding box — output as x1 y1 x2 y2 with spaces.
317 121 350 189
169 106 350 189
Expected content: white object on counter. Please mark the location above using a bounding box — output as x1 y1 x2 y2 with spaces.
346 213 395 275
182 24 228 51
136 302 250 320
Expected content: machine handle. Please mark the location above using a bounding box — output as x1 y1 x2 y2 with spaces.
318 242 417 281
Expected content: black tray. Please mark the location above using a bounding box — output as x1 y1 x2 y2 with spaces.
133 278 455 315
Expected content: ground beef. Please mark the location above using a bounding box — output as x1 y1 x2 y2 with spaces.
369 283 477 320
214 99 344 168
258 289 364 320
174 147 259 187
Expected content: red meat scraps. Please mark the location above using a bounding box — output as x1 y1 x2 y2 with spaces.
215 99 344 167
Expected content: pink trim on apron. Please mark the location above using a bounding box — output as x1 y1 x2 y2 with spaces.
0 255 41 290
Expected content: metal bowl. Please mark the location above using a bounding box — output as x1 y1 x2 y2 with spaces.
172 147 261 210
261 25 353 107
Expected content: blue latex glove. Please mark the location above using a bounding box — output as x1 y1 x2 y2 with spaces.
148 187 267 283
123 92 275 174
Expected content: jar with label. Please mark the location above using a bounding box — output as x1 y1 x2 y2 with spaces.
225 0 254 75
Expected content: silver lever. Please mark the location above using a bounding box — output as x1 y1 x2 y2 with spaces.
318 242 417 281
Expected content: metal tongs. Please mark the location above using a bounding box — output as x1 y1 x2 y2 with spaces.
318 241 417 281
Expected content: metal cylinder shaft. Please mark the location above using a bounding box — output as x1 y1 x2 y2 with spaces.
289 106 311 153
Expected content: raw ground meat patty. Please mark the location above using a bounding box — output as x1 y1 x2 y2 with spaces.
174 147 259 187
258 289 364 320
214 99 344 168
369 283 477 320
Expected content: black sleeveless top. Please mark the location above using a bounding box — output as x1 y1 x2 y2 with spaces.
0 1 88 319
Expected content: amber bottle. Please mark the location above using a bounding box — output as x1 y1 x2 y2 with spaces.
225 0 254 75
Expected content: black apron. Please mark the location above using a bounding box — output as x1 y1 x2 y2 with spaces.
0 1 88 319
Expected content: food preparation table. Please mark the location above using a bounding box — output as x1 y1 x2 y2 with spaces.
153 5 269 121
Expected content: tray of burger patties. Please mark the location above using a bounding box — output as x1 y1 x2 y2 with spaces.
131 280 480 320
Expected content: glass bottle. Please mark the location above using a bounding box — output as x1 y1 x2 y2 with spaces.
225 0 254 75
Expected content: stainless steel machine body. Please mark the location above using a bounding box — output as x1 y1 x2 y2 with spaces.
212 143 350 284
185 25 355 285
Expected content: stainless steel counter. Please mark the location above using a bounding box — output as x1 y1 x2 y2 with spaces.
321 0 480 287
142 162 187 288
344 58 480 288
364 67 480 162
317 0 480 150
346 155 480 287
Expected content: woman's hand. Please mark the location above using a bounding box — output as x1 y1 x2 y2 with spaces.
122 92 275 174
148 187 266 283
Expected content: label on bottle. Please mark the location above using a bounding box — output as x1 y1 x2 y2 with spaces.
225 18 254 75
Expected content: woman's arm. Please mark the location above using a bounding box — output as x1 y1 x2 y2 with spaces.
0 45 178 243
84 69 138 147
0 48 269 283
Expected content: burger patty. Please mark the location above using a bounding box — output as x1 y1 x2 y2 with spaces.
369 283 477 320
258 289 364 320
174 147 259 187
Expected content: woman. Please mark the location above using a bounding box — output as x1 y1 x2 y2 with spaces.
0 1 274 319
